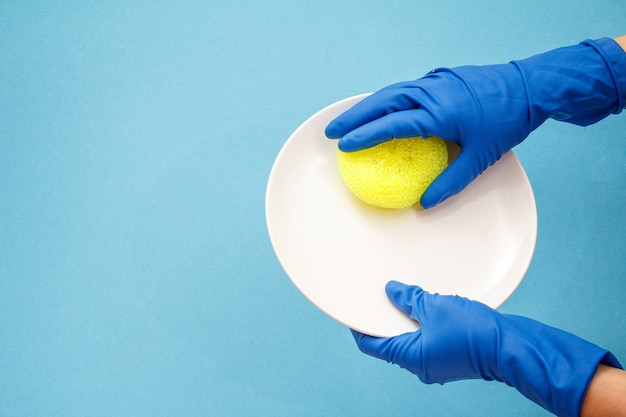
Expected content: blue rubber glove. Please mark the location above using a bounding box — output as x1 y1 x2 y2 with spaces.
352 281 622 417
326 38 626 209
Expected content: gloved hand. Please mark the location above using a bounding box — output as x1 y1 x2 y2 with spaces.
326 38 626 209
352 281 622 417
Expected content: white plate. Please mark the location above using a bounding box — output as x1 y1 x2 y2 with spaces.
266 94 537 337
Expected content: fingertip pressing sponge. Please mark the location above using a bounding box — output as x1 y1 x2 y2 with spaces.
336 136 448 209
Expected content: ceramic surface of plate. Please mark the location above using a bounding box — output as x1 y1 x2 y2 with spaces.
266 95 537 337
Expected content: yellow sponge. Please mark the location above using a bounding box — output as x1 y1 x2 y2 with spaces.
337 136 448 209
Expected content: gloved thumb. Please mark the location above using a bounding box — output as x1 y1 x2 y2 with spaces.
420 149 482 209
385 281 430 325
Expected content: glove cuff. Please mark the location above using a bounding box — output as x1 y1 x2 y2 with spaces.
498 316 623 417
580 37 626 114
512 38 626 131
564 348 622 417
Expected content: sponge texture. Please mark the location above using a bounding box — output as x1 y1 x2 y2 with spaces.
336 136 448 209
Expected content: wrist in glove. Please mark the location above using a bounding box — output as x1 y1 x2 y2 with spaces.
513 37 626 130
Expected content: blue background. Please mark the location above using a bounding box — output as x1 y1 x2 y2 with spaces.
1 2 624 416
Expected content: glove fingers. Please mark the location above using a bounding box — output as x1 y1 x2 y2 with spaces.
325 89 416 139
350 329 388 359
419 149 483 209
336 108 457 152
351 328 422 366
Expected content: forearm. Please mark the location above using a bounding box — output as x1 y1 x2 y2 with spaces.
580 364 626 417
614 35 626 52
